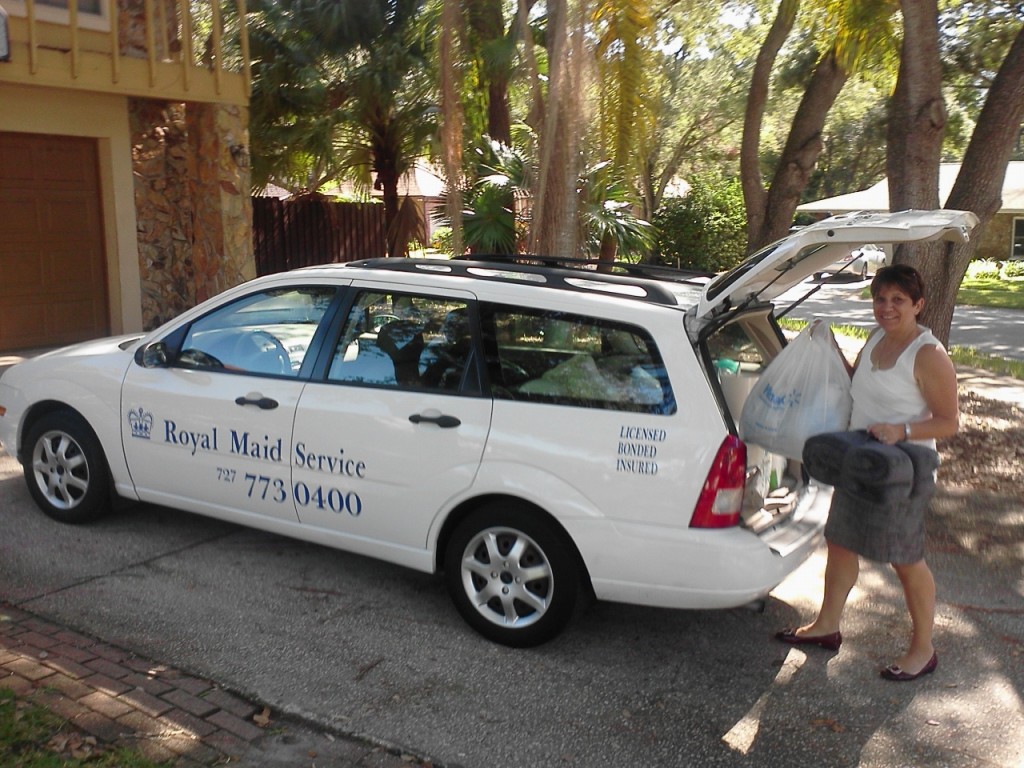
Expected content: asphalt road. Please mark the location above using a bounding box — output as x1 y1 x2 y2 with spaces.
2 449 1022 767
780 277 1024 361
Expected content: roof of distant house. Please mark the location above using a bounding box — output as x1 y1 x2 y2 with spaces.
798 161 1024 214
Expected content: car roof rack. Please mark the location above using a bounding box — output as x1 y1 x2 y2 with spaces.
342 255 712 307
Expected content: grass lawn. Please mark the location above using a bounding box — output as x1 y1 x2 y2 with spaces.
957 275 1024 310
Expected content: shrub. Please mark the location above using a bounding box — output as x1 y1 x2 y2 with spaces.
1002 259 1024 279
652 174 747 272
967 259 1001 280
430 226 454 255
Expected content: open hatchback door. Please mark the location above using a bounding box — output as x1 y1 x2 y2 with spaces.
696 209 980 319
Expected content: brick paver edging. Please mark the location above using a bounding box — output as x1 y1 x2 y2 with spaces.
0 602 269 766
0 603 438 767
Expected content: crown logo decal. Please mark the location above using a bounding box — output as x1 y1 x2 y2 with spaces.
127 407 154 439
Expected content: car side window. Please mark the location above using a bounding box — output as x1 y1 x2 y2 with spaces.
176 287 335 376
480 306 675 414
327 290 475 392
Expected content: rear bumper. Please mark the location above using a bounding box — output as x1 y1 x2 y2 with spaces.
577 483 831 610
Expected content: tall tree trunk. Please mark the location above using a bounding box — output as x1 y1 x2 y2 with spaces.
515 0 545 133
752 48 848 250
379 168 401 258
442 0 465 256
530 0 586 256
887 0 945 214
886 0 947 328
741 0 799 254
468 0 512 145
923 23 1024 343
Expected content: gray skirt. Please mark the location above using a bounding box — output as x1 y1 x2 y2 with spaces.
824 485 935 564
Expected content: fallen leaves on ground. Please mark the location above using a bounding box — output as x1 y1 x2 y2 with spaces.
253 706 272 727
46 732 102 760
939 390 1023 493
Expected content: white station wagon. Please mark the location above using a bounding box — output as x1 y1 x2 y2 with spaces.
0 210 976 646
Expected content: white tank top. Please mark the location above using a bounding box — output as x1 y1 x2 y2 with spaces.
850 326 941 449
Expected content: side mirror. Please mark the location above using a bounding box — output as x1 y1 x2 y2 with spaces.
136 341 169 368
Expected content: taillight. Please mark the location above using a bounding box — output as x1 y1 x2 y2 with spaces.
690 435 746 528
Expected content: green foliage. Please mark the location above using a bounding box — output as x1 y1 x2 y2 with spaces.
1002 260 1024 279
967 259 1002 280
578 161 655 261
464 179 517 254
805 78 888 201
456 137 529 255
652 174 747 271
430 225 454 254
248 0 435 201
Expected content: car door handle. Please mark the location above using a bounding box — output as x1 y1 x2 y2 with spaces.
409 413 461 428
235 395 279 410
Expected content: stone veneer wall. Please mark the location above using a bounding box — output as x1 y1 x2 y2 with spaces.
130 99 254 329
186 102 255 306
130 100 194 329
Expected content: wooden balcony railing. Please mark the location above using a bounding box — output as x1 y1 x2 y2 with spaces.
0 0 250 105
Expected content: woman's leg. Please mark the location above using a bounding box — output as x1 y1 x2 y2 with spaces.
797 540 860 636
889 559 936 672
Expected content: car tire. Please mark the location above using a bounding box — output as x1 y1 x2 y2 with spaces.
23 411 110 524
445 504 581 647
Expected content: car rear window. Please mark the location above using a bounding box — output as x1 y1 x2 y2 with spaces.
480 305 675 414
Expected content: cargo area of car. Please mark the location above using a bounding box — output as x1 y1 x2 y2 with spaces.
701 307 814 537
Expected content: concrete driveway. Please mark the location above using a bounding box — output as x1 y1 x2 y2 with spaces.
2 448 1022 767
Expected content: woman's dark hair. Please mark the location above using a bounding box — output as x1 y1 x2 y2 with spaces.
870 263 925 303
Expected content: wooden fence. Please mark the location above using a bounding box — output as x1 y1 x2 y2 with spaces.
253 197 386 276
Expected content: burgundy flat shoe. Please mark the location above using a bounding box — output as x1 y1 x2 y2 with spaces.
880 651 938 682
774 628 842 651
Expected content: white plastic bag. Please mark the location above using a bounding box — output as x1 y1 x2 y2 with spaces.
739 321 852 460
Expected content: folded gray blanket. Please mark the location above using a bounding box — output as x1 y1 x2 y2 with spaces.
802 430 873 487
898 440 940 498
803 430 939 506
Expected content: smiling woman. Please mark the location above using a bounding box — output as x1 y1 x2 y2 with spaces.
778 264 960 682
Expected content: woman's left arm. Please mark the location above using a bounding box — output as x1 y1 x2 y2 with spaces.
910 343 960 441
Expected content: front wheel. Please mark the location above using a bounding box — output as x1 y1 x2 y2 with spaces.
23 411 110 524
444 504 581 647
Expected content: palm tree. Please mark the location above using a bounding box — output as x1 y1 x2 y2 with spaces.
248 0 392 192
249 0 437 255
335 34 438 255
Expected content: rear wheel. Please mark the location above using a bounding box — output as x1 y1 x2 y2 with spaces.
445 504 581 647
23 411 110 524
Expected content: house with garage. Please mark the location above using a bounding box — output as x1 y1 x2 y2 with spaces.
0 0 252 352
798 161 1024 263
